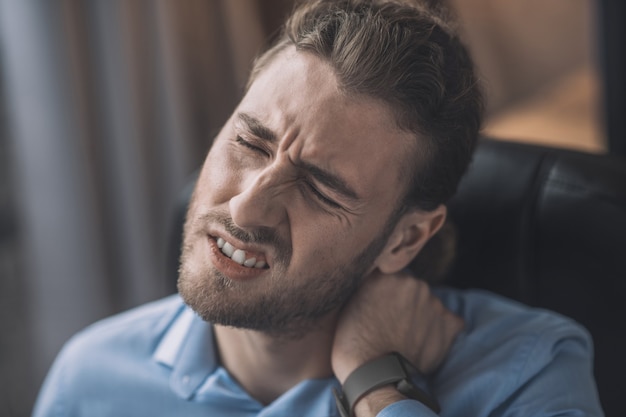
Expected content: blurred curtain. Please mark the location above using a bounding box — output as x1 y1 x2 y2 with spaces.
0 1 289 415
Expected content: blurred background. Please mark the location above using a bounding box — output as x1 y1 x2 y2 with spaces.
0 0 623 415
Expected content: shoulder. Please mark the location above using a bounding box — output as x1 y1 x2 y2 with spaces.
63 294 185 358
434 287 592 345
431 288 601 416
32 295 186 417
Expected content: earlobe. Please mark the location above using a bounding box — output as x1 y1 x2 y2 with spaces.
376 205 447 274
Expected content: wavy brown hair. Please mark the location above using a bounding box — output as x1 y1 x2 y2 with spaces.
248 0 484 281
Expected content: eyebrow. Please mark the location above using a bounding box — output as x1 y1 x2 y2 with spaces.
236 112 360 202
237 112 277 143
300 161 360 202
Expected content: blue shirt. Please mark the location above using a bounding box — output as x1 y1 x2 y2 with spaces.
32 289 604 416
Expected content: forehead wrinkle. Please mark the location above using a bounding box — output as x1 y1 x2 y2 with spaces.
242 48 411 208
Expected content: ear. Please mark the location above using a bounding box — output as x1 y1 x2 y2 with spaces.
374 205 447 274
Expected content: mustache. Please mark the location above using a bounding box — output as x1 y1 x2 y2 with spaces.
199 210 284 247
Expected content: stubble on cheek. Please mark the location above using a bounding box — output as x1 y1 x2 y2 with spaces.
176 205 388 338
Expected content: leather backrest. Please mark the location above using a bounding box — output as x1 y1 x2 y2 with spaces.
445 139 626 416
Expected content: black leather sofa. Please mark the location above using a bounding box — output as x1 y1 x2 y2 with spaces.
445 139 626 417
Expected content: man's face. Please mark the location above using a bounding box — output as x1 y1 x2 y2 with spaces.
178 48 414 337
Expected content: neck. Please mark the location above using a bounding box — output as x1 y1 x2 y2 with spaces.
214 315 337 405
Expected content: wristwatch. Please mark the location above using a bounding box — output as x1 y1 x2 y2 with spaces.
332 352 440 416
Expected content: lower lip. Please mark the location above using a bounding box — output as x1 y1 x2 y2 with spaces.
207 237 267 280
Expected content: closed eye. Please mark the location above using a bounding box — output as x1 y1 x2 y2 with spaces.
305 181 342 209
236 136 269 157
236 135 341 209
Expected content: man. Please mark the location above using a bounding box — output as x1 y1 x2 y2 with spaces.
33 1 603 416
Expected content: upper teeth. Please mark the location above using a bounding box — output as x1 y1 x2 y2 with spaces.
217 237 266 269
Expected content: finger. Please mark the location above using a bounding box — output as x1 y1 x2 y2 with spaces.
419 307 464 373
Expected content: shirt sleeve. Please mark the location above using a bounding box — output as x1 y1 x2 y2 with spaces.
376 319 604 417
490 325 604 417
377 399 439 417
31 343 69 417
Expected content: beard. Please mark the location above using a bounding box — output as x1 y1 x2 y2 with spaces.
178 208 398 339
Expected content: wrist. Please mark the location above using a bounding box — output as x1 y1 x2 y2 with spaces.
334 356 369 384
352 385 406 416
333 348 387 383
333 352 440 417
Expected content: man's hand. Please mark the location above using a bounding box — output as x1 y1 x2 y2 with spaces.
331 270 463 415
331 270 464 383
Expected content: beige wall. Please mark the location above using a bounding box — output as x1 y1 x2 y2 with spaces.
452 0 604 152
453 0 595 110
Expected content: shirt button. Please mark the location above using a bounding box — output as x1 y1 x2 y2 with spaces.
182 375 190 384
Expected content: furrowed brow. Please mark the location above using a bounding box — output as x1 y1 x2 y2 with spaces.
236 112 358 201
237 112 277 143
300 161 360 201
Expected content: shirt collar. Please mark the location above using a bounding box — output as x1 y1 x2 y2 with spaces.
153 306 218 399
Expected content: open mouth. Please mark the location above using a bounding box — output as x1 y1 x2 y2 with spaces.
214 237 269 269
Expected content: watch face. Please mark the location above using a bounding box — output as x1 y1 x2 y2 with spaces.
342 353 407 407
335 353 441 415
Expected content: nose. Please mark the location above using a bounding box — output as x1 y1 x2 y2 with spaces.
229 166 288 230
